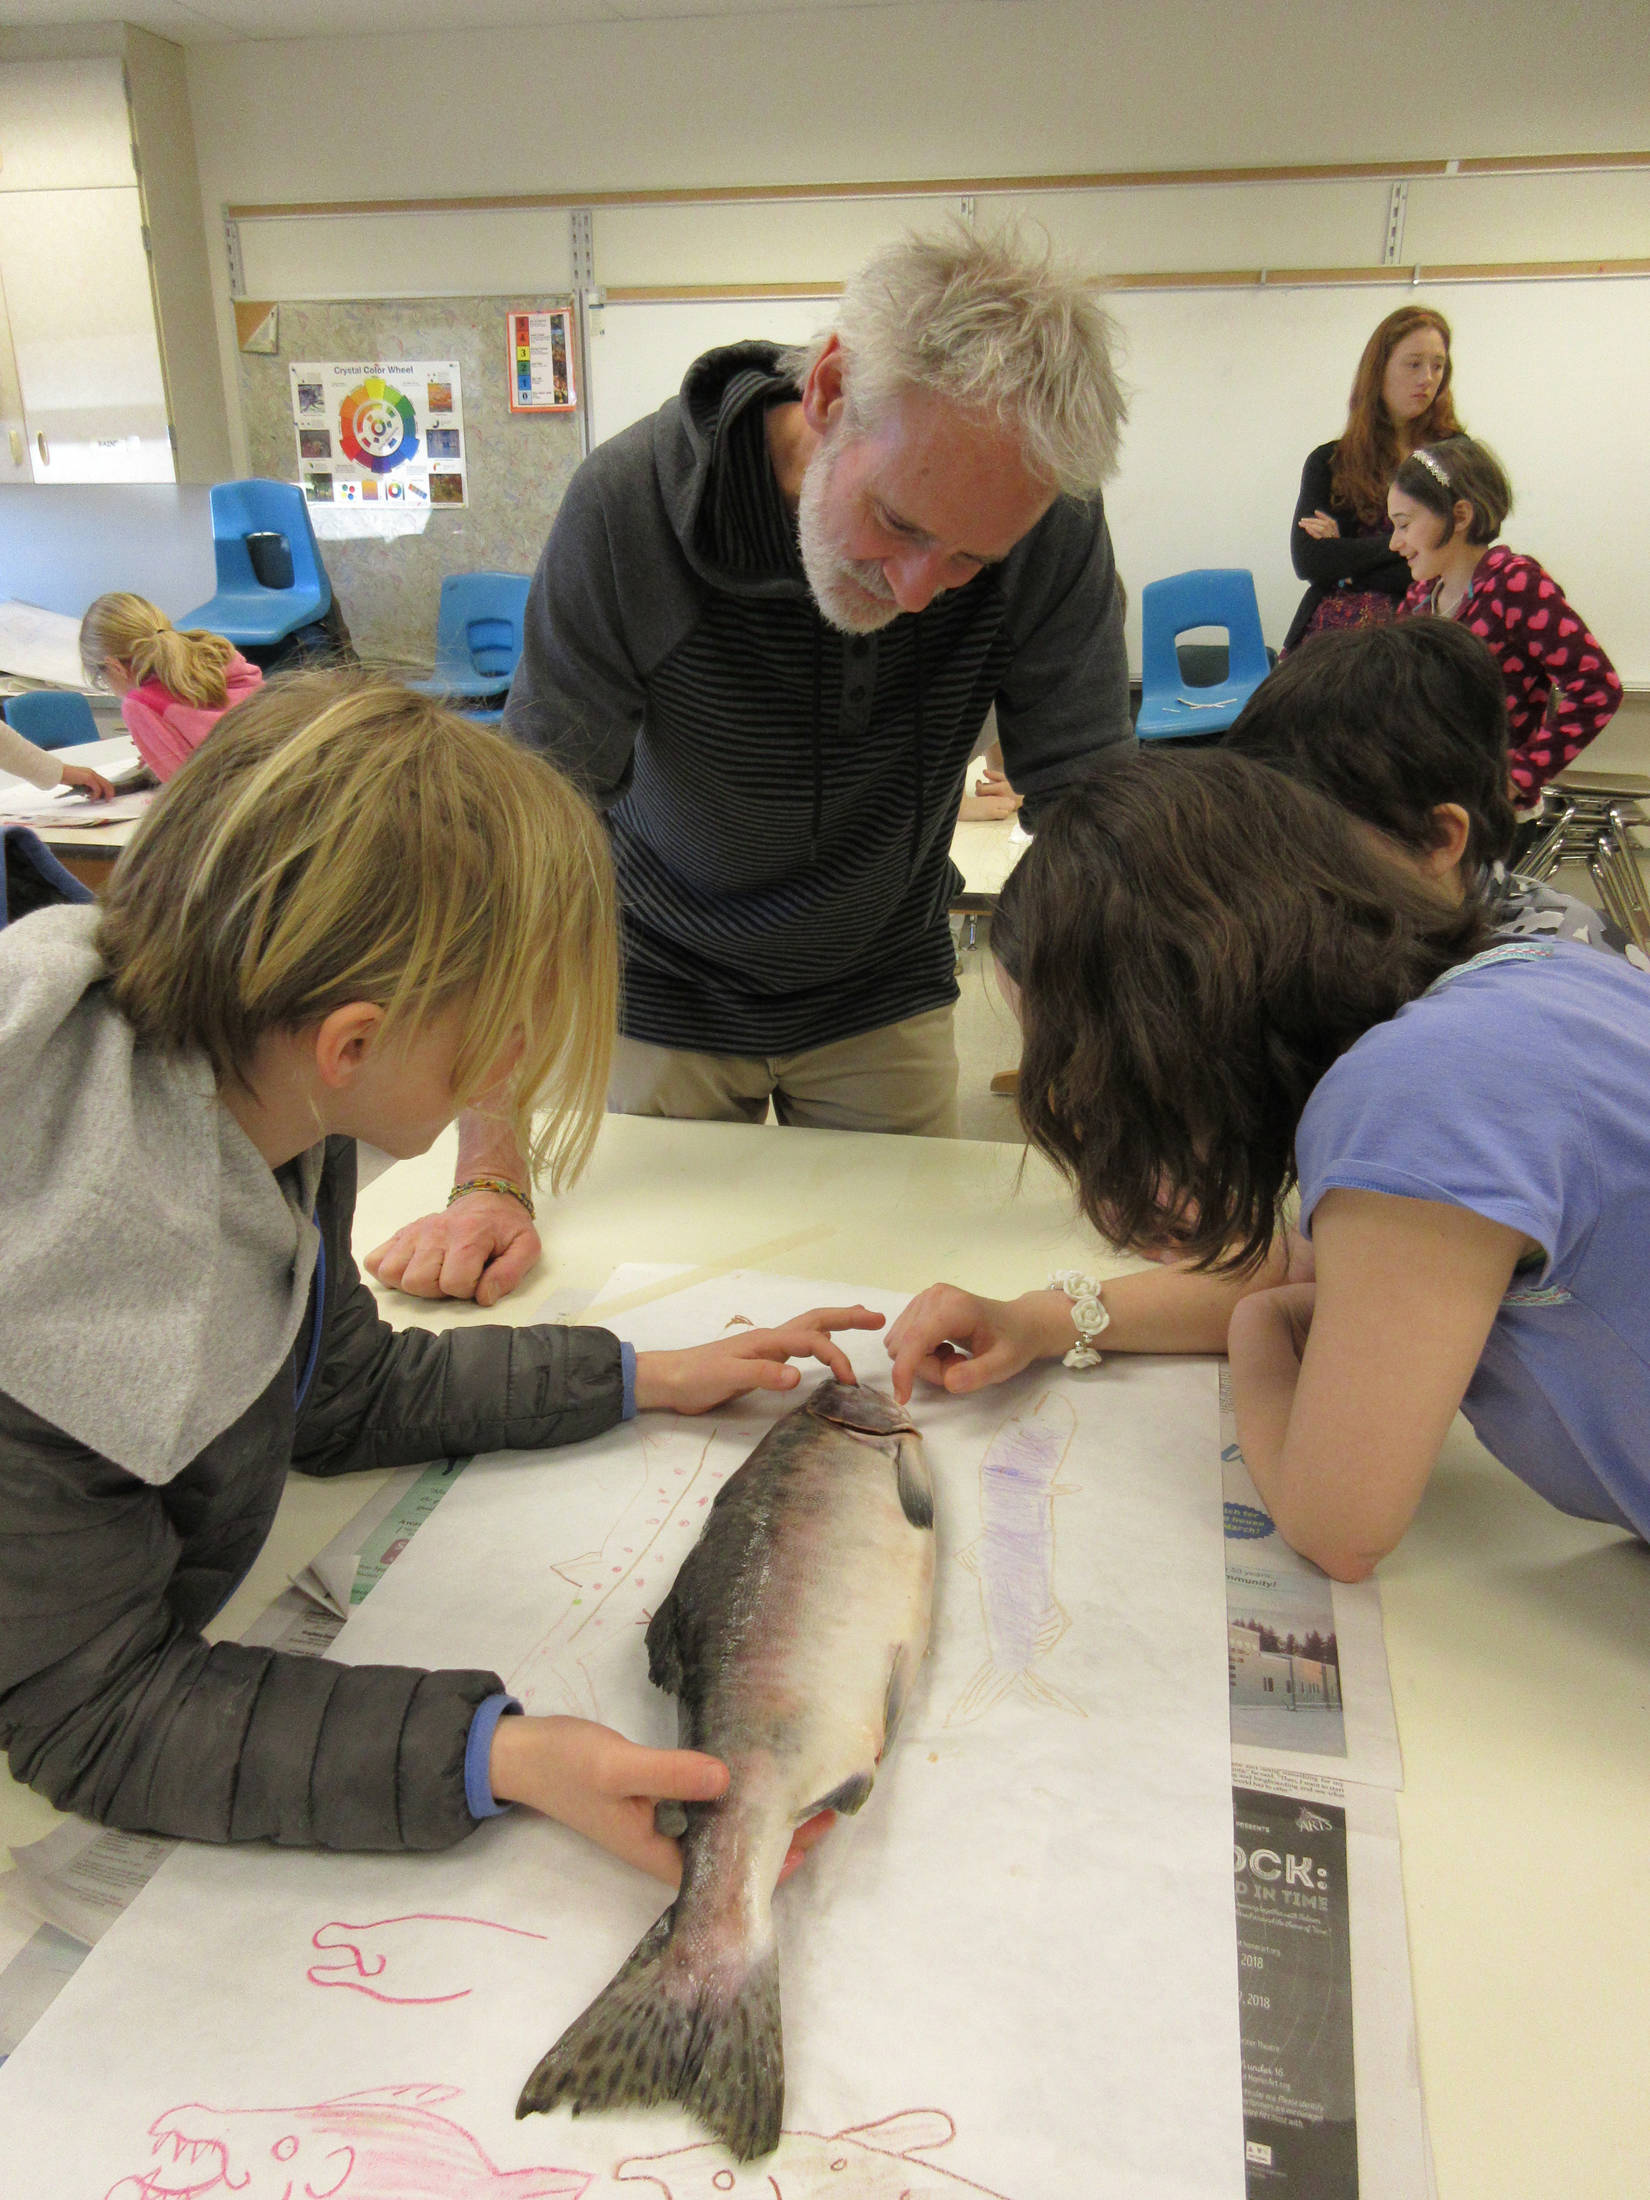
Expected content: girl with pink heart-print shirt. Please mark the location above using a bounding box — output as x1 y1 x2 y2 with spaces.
1388 435 1621 807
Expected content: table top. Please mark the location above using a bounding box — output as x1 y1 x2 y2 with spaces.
4 1115 1647 2198
950 809 1027 899
34 801 1029 879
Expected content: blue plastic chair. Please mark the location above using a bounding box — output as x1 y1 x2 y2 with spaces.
2 691 101 751
178 479 332 648
1136 570 1272 741
410 572 532 710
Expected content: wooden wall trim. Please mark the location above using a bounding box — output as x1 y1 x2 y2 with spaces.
603 257 1650 303
224 149 1650 223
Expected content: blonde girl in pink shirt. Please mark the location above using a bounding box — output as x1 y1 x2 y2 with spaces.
79 594 263 782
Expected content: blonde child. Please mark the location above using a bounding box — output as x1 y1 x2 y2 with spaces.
0 674 875 1874
79 591 263 781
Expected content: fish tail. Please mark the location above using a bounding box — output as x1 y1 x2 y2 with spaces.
944 1658 1018 1726
516 1909 783 2161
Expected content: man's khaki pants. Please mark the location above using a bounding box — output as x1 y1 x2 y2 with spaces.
608 1004 960 1136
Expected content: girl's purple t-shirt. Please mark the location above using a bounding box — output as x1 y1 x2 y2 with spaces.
1296 940 1650 1538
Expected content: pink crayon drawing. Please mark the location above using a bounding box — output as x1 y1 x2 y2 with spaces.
615 2108 1015 2198
947 1392 1086 1726
509 1426 728 1719
306 1914 549 2006
102 2084 589 2200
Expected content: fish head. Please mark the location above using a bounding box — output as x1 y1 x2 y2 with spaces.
128 2101 354 2200
804 1380 918 1441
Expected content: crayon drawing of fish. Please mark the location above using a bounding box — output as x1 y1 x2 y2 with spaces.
614 2106 1014 2197
102 2084 587 2200
946 1390 1086 1726
509 1426 722 1720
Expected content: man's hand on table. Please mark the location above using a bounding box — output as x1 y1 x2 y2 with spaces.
366 1188 541 1306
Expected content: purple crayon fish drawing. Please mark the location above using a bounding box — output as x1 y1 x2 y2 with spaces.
947 1391 1086 1726
615 2107 1014 2198
510 1428 723 1720
102 2084 590 2200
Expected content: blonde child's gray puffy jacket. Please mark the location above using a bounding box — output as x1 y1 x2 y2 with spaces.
0 907 624 1849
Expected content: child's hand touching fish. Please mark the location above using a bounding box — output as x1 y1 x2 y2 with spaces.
634 1303 885 1415
885 1285 1051 1401
489 1716 835 1887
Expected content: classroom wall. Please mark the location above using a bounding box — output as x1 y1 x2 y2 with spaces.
184 0 1649 201
11 0 1640 680
186 0 1650 481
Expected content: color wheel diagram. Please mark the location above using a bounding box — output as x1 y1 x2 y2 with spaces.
337 376 420 473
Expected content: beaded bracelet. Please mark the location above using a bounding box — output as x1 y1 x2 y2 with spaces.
1048 1269 1110 1369
448 1174 536 1221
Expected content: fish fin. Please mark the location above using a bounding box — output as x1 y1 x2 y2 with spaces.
1017 1669 1088 1717
517 1911 784 2163
1031 1600 1071 1657
644 1585 686 1695
944 1660 1017 1726
895 1435 934 1531
883 1643 916 1749
801 1769 874 1818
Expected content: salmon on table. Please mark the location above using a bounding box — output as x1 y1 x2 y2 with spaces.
518 1379 937 2160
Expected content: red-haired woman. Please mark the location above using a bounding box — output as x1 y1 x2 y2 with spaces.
1284 306 1461 650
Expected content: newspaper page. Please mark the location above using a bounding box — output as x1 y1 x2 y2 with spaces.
1223 1368 1402 1789
1231 1768 1433 2200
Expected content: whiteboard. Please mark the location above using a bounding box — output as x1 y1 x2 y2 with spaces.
585 294 833 449
587 279 1650 685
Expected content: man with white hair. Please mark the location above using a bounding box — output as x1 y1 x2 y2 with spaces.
369 227 1131 1306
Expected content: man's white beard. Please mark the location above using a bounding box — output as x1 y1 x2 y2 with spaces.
796 435 901 635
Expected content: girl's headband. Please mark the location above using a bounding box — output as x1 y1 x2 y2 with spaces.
1411 448 1452 490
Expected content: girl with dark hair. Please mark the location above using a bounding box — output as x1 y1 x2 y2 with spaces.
1389 436 1622 806
1223 620 1645 965
886 748 1650 1583
1285 306 1461 650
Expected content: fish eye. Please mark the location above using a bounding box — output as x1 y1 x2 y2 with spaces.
273 2137 299 2160
713 2176 736 2193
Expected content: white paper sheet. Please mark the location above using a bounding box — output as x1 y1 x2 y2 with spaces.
0 1272 1244 2199
0 734 147 822
0 600 88 688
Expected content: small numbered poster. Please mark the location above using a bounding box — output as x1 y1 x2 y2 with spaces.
507 308 576 413
290 359 466 508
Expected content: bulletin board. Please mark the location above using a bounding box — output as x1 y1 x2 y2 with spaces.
236 295 581 665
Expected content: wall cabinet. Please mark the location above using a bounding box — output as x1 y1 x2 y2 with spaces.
0 55 176 484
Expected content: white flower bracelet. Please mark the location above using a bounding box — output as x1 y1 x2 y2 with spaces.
1048 1269 1111 1369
